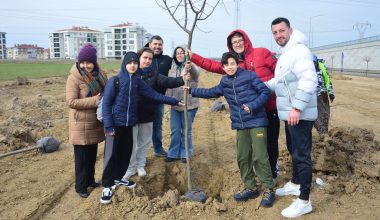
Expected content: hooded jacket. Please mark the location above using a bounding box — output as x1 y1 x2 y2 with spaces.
266 29 317 121
102 53 179 133
191 68 270 130
190 29 277 112
166 46 200 111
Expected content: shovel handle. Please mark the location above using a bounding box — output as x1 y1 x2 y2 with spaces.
0 145 41 159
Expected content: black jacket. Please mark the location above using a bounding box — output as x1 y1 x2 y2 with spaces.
136 66 184 123
152 54 173 94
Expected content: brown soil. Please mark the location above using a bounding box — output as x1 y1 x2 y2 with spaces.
0 73 379 220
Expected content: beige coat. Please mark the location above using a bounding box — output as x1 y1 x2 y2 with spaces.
66 64 105 145
166 62 200 111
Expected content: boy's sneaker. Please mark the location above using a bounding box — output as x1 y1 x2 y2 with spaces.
100 187 112 204
124 169 137 179
260 189 276 207
275 181 300 196
281 198 312 218
154 149 167 157
114 179 136 189
233 189 260 201
137 167 147 177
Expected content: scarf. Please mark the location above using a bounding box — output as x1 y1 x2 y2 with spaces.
77 63 108 97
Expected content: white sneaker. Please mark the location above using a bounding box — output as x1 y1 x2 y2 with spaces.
124 169 137 179
281 198 312 218
276 181 300 196
137 167 147 177
100 187 112 204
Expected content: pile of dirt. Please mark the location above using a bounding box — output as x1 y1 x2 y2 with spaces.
0 84 67 154
312 126 380 195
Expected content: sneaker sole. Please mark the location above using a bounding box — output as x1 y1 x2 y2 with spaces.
127 183 136 189
275 190 300 196
100 198 112 204
281 206 312 218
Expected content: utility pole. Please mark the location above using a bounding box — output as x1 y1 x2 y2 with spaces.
234 0 241 29
353 22 371 39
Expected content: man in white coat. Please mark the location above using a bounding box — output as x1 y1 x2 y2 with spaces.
266 17 317 218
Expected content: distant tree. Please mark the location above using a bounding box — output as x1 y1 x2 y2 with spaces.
155 0 222 49
363 56 371 77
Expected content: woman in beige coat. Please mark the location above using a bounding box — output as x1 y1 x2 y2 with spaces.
66 44 107 198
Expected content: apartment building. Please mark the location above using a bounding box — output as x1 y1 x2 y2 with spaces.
104 23 151 59
7 44 44 60
0 32 6 59
49 26 104 59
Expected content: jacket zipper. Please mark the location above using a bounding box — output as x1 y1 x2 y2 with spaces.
126 76 132 125
232 76 244 129
283 77 293 105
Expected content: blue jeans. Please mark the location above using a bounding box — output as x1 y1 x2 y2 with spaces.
167 108 198 159
152 104 164 153
285 120 314 201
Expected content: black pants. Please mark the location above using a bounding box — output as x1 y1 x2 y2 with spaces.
266 110 280 178
74 144 98 193
102 126 133 187
285 120 314 200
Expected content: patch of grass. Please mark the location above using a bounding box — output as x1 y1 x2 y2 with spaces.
0 60 121 81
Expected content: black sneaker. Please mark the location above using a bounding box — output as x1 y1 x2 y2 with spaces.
114 179 136 189
260 189 276 207
89 181 101 188
154 149 168 157
234 189 260 201
78 191 89 198
100 187 112 204
165 157 179 162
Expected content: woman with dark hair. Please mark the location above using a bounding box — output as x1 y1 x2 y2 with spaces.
66 44 107 198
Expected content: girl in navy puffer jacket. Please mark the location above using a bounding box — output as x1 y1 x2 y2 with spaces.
100 51 180 205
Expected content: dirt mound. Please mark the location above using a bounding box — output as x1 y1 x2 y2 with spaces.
312 126 380 194
0 81 67 154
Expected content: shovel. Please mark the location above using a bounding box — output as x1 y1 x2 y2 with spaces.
183 54 207 203
0 136 60 159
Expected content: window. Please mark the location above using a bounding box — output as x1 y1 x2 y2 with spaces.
122 40 126 44
129 45 134 50
122 34 126 38
54 53 60 58
87 38 91 42
115 34 120 39
54 43 59 47
108 52 112 56
122 45 126 50
115 51 121 56
115 40 121 45
107 46 112 50
115 46 121 50
93 38 96 42
53 33 59 37
129 40 134 44
54 48 60 52
122 28 126 33
115 29 121 33
54 38 59 42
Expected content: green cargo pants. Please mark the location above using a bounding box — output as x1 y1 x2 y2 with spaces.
236 127 275 190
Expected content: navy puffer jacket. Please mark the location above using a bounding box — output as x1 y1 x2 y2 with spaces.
191 68 270 130
102 53 179 133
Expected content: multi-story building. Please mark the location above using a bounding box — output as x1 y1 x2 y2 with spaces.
7 44 44 60
104 23 151 59
49 26 104 59
0 32 6 59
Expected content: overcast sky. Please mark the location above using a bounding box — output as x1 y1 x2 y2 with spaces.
1 0 379 57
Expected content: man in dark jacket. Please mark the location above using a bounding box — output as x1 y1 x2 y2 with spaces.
188 30 280 179
189 52 276 208
146 35 173 157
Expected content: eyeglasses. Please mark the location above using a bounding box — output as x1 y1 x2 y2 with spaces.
231 39 244 46
176 52 185 56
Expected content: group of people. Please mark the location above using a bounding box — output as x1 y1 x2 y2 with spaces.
66 17 334 218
